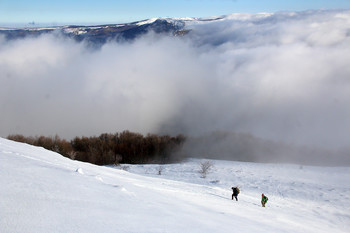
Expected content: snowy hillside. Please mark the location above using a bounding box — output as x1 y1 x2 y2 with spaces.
1 137 349 233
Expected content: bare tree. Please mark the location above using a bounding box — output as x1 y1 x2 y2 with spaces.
114 154 123 166
157 165 164 175
67 151 77 160
199 160 214 178
120 165 130 171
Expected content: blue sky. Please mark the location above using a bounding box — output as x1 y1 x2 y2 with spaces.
1 0 350 26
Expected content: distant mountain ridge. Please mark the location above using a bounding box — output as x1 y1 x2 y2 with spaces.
0 18 193 46
0 12 292 46
0 14 259 45
1 10 347 47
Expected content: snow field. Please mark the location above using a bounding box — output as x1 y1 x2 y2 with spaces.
1 137 349 232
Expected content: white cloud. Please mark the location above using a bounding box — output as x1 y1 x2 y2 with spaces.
1 10 350 153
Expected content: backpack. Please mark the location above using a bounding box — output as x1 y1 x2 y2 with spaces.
232 187 240 194
264 196 268 203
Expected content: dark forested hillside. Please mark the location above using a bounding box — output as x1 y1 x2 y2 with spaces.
7 131 186 165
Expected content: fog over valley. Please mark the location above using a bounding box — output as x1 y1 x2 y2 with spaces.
1 10 350 165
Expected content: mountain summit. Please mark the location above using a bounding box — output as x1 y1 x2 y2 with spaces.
0 18 191 46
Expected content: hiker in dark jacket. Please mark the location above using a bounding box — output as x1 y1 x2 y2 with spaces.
231 187 240 201
261 193 268 207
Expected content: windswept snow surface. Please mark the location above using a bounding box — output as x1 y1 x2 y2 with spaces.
1 138 349 233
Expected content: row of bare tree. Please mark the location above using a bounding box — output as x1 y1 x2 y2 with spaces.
7 131 186 165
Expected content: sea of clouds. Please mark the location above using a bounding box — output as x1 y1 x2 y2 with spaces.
1 10 350 163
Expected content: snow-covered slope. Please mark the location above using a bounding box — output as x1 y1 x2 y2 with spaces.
1 137 349 233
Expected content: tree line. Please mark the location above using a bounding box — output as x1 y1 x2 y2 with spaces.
7 131 186 165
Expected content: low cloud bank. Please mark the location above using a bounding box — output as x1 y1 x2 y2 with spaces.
1 10 350 164
180 131 350 166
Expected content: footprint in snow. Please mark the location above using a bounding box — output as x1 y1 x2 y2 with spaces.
119 187 136 197
2 151 13 154
76 168 84 174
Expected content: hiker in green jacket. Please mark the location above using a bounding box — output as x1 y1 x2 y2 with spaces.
261 194 268 207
